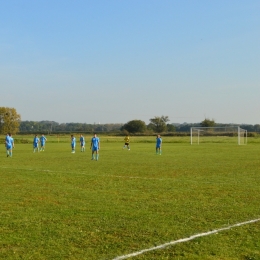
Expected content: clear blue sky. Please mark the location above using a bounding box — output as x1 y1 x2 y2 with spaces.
1 0 259 124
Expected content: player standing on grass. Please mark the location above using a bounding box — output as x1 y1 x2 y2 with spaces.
71 135 76 153
122 135 130 150
33 135 40 153
90 133 100 160
156 134 162 155
40 134 47 151
80 134 85 152
5 133 14 157
9 134 14 154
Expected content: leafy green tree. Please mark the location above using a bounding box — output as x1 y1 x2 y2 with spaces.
200 118 216 127
167 124 176 132
149 116 170 133
147 123 155 131
254 124 260 132
0 107 21 134
200 118 215 127
122 120 146 133
122 129 129 136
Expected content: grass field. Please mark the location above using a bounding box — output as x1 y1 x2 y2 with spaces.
1 135 260 259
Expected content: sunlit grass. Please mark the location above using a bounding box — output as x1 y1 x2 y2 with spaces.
0 136 260 259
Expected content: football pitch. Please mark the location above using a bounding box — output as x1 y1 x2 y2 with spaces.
1 136 260 259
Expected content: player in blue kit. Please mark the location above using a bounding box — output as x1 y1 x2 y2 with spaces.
90 133 100 160
156 134 162 155
33 135 40 152
40 134 47 151
80 134 85 152
71 135 76 153
5 133 14 157
9 134 14 156
5 134 11 157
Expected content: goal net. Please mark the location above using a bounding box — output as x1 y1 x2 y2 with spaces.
190 126 247 145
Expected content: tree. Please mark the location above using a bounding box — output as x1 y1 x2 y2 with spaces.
254 124 260 132
167 124 176 132
0 107 21 134
200 118 215 127
149 115 170 133
122 120 146 133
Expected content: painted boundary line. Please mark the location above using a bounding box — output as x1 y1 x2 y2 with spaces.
112 218 260 260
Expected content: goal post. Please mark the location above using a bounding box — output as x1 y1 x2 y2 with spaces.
238 127 247 145
190 126 247 145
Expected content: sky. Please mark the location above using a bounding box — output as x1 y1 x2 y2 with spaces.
0 0 259 125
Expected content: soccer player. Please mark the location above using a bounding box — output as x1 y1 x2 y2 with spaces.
156 134 162 155
80 134 85 152
33 134 40 153
9 134 14 156
90 133 100 160
40 134 47 151
123 135 130 150
71 135 76 153
5 133 14 157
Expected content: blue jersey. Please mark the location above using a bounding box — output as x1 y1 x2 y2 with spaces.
33 137 39 144
5 135 12 149
10 137 14 146
91 137 99 149
40 136 47 145
80 136 85 145
156 137 162 147
71 137 76 146
33 137 39 148
5 135 10 144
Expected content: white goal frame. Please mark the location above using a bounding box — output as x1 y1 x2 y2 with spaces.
190 126 247 145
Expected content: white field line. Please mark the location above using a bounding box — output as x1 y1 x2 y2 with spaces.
112 218 260 260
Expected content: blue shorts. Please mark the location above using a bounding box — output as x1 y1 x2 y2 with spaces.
71 144 75 149
156 145 161 148
6 145 12 150
33 143 38 148
92 147 99 152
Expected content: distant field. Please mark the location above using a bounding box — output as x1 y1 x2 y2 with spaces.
9 134 260 144
1 136 260 259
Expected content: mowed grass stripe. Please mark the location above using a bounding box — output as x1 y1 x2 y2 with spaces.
1 165 258 186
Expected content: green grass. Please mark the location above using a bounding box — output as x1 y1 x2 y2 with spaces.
1 136 260 259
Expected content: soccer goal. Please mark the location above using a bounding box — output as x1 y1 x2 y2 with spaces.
190 126 247 145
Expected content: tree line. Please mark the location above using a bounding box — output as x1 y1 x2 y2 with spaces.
1 107 260 135
19 121 123 133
